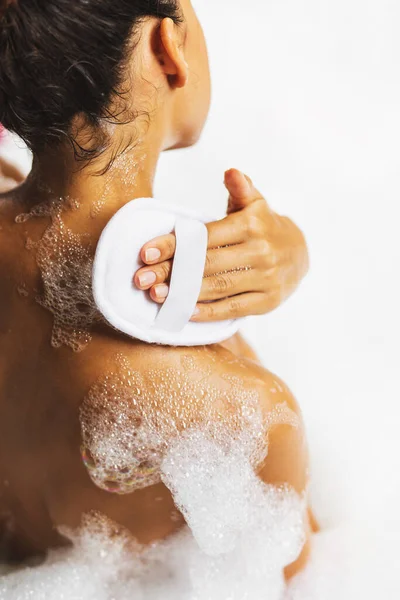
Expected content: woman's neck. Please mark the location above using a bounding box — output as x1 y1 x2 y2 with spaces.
23 133 162 233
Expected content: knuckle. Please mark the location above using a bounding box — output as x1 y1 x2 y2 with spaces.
204 252 215 273
212 275 230 295
267 248 279 268
164 236 175 257
255 239 272 261
229 299 242 316
245 214 264 238
159 261 171 281
205 303 215 319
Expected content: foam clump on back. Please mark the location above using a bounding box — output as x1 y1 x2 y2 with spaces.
161 430 305 560
0 474 304 600
1 501 399 599
76 351 306 598
79 354 281 495
15 196 101 352
0 516 143 600
161 430 306 599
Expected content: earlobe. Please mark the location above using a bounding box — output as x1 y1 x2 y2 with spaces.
159 18 188 89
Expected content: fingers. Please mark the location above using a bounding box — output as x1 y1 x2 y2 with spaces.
191 292 273 322
136 241 263 297
199 269 257 302
198 263 279 303
140 175 267 265
140 212 249 268
224 169 254 201
134 260 172 290
224 168 264 213
149 283 169 303
140 215 245 270
135 168 275 314
141 234 176 264
140 170 267 266
206 213 245 247
202 245 257 277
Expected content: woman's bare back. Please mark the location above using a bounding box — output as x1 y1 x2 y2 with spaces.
0 192 311 576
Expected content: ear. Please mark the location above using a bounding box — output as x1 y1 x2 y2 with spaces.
157 18 189 89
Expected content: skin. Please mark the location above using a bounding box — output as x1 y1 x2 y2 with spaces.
0 0 316 580
135 168 309 320
0 157 24 194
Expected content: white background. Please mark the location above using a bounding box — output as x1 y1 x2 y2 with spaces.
156 0 400 531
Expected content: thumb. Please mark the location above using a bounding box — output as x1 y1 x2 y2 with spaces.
224 168 262 213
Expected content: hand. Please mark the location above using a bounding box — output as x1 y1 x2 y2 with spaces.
134 169 309 321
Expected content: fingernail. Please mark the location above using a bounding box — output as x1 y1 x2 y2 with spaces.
138 271 157 288
145 248 161 263
155 284 169 299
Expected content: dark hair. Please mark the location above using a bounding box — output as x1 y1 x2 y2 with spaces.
0 0 181 161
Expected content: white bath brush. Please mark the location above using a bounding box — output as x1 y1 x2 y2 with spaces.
93 198 243 346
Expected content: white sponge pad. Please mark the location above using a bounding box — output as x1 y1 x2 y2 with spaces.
93 198 242 346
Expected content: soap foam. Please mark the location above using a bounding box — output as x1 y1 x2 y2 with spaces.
80 353 299 494
91 146 146 217
16 197 101 352
161 431 306 596
0 429 306 600
0 514 143 600
80 362 165 494
1 500 398 600
76 352 306 598
1 424 398 599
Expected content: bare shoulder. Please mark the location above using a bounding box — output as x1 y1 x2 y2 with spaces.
72 330 308 500
72 330 301 433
